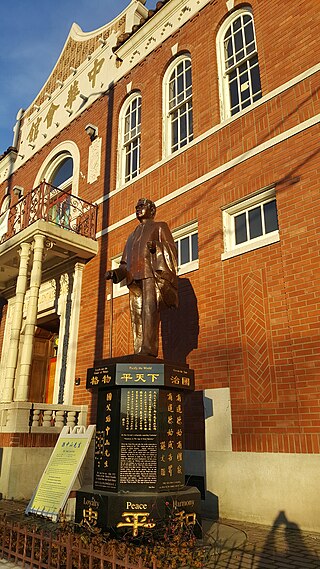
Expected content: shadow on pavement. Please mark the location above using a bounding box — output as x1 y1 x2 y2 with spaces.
200 512 320 569
256 511 320 569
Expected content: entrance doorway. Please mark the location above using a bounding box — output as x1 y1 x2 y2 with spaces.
28 315 59 403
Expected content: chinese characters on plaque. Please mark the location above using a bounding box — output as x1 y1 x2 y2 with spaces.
76 359 201 538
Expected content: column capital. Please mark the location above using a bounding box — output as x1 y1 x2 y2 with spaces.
74 262 85 273
32 233 46 248
19 241 31 258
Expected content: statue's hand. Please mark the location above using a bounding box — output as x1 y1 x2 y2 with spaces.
105 270 114 280
147 240 156 253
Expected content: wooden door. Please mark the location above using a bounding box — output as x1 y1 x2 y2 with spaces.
28 328 56 403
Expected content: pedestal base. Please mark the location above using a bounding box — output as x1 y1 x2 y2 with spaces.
75 486 202 538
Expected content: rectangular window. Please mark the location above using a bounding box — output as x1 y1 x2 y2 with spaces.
222 188 280 260
173 221 199 275
108 256 128 299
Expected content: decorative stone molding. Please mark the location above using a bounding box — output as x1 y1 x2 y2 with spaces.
226 0 235 10
10 0 211 172
37 279 57 315
87 137 102 184
59 273 69 297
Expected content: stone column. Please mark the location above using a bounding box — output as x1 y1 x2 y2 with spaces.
2 242 31 403
53 273 69 404
15 234 45 402
63 262 85 404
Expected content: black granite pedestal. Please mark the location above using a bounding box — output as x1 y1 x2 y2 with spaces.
75 356 201 538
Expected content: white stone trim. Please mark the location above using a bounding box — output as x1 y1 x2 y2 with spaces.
96 112 320 238
87 137 102 184
116 91 142 187
226 0 234 10
205 451 320 531
11 0 209 171
63 263 85 405
162 53 193 158
107 255 129 300
221 231 280 260
0 299 14 401
53 273 69 404
204 388 232 452
221 187 279 259
173 220 199 275
33 140 80 195
216 6 258 120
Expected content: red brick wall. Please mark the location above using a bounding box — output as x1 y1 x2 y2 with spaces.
0 433 58 448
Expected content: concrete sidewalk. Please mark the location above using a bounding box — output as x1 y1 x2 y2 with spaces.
200 518 320 568
0 500 319 568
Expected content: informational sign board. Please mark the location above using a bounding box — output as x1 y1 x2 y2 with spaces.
26 425 95 521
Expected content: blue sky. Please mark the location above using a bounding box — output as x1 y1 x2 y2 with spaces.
0 0 152 153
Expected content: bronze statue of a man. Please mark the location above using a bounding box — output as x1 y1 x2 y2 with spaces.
106 198 178 357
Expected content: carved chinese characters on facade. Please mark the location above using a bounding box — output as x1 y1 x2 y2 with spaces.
28 117 42 143
88 58 105 88
45 103 60 128
65 80 80 111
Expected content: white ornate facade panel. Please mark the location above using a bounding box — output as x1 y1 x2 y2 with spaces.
10 0 211 176
87 137 102 184
37 280 57 315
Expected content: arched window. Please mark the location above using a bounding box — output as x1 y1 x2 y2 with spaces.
33 142 80 230
0 195 11 215
51 156 73 190
34 141 80 196
118 92 142 185
217 8 262 119
46 154 73 227
163 54 193 156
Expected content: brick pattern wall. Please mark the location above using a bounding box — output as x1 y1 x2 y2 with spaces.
0 433 58 448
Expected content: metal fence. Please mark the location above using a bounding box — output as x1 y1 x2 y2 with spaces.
3 182 98 242
0 518 157 569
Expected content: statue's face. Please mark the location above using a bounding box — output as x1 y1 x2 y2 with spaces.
135 200 153 221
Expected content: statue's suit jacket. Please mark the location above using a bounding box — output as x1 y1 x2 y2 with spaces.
113 219 178 308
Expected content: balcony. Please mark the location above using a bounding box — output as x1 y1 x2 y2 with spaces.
0 182 98 293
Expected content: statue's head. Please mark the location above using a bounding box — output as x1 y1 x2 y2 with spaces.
135 198 156 220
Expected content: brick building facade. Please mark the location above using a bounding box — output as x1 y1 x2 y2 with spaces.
0 0 319 530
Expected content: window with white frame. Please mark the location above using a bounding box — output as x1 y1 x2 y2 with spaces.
50 155 73 191
173 221 199 275
34 141 80 196
108 255 128 298
45 153 74 228
163 55 193 155
119 93 141 184
109 222 199 297
217 8 262 119
222 188 279 259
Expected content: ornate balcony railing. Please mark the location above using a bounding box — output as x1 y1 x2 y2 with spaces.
1 182 98 243
0 401 88 433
